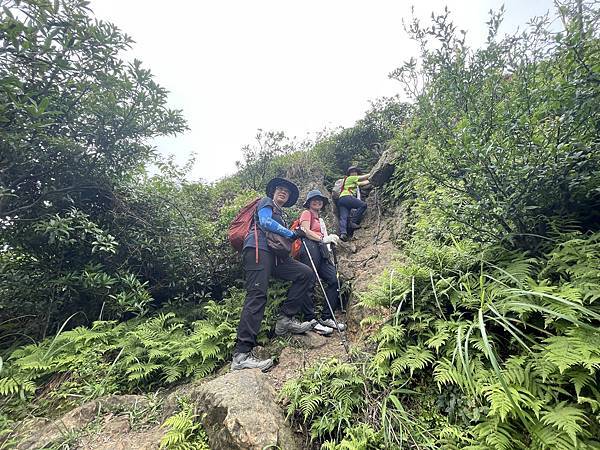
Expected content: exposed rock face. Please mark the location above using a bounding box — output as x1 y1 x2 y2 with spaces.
15 395 158 450
12 371 303 450
190 369 302 450
368 146 396 187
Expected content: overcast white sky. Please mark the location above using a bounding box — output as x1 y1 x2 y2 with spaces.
89 0 555 182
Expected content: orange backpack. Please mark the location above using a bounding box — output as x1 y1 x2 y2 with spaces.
289 218 302 258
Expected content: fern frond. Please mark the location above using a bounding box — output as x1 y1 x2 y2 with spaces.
540 401 588 445
390 346 434 376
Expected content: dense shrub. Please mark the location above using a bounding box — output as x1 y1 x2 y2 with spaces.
386 2 600 245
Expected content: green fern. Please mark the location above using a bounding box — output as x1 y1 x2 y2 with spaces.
281 358 365 442
541 328 600 374
160 398 210 450
390 345 435 376
1 292 244 421
540 402 589 446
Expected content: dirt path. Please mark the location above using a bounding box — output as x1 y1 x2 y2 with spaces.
265 190 401 391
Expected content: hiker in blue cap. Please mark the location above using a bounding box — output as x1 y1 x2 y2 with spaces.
297 189 347 333
231 177 314 372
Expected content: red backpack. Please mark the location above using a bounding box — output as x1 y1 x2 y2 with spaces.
228 198 261 255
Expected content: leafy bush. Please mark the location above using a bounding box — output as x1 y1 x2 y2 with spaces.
321 423 385 450
313 98 410 181
0 208 154 341
386 2 600 245
0 0 196 341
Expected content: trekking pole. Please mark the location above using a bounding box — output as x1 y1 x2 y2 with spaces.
331 244 345 313
301 239 351 356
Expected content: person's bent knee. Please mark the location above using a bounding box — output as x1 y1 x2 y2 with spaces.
299 265 315 283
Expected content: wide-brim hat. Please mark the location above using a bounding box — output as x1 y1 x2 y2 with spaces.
265 177 299 207
303 189 330 209
346 166 363 175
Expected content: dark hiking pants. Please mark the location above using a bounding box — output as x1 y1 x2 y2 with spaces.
337 195 367 235
234 247 315 354
298 239 340 321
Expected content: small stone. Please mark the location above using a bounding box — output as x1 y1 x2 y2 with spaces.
290 332 328 349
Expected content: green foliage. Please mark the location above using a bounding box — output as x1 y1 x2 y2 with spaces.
232 98 410 195
289 230 600 449
107 160 247 306
160 397 210 450
321 423 385 450
313 98 410 181
281 358 365 442
0 413 15 449
0 207 154 340
0 293 243 420
0 0 202 341
0 0 186 223
234 130 300 191
355 229 600 448
386 2 600 245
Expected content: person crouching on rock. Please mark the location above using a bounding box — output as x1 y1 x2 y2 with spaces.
231 178 314 372
337 166 371 242
298 190 347 333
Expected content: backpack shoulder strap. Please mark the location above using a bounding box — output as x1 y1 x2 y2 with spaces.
253 197 263 263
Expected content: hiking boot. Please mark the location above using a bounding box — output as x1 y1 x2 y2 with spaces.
230 351 274 372
348 221 362 230
309 319 333 336
275 315 312 336
340 233 349 242
320 318 346 332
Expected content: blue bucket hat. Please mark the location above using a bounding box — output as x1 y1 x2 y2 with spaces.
303 189 330 209
265 177 299 207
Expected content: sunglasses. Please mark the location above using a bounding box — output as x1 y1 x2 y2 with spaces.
274 186 291 194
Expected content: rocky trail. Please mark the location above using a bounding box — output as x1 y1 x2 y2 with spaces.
12 155 399 450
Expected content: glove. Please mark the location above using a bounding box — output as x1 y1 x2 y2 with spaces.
293 228 306 239
322 234 340 246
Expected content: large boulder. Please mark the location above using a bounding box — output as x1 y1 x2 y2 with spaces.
368 146 396 187
191 369 302 450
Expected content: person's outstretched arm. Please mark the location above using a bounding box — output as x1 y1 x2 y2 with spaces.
357 174 371 187
258 207 295 239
